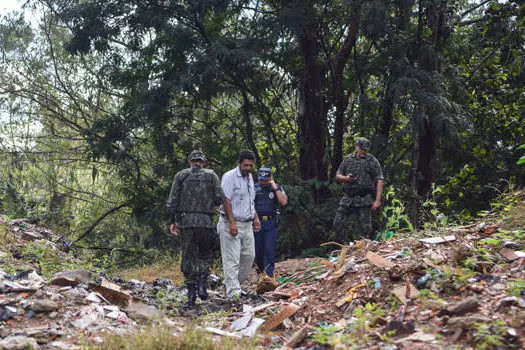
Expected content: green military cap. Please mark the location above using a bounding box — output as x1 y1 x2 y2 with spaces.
355 137 370 151
188 150 207 161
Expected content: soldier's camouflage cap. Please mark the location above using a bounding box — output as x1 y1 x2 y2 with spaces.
188 150 207 161
258 168 272 180
355 137 370 151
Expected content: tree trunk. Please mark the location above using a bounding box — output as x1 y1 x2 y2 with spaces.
241 90 261 166
297 25 329 184
331 12 360 180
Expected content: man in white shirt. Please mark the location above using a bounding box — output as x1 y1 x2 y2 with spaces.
218 150 261 299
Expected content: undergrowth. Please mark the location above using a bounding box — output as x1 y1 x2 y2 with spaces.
85 325 259 349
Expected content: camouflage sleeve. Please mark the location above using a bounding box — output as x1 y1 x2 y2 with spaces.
370 157 384 181
336 157 349 175
166 171 181 211
212 171 225 206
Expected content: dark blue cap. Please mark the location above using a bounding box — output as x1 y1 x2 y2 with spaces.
258 168 272 180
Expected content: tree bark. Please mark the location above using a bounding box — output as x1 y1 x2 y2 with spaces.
331 12 360 180
297 20 329 185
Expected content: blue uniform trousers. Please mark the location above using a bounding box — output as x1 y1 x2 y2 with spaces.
254 219 278 277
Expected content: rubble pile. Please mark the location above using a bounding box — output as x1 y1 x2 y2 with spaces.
1 216 524 349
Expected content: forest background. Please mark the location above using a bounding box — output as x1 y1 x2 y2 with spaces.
0 0 523 267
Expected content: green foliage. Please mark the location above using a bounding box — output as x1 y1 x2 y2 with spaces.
507 278 525 298
381 187 413 233
518 145 525 165
277 180 339 258
311 325 346 346
19 240 103 278
87 325 259 349
421 184 450 229
472 320 507 350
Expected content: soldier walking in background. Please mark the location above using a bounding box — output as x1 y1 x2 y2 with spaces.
254 168 287 277
333 137 384 243
167 150 225 308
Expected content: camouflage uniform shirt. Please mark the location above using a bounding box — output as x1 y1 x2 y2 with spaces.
166 166 225 228
336 153 384 207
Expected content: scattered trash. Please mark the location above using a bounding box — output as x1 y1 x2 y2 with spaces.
0 306 16 321
419 235 456 244
366 251 395 268
230 314 253 331
416 268 443 289
392 281 419 303
396 247 412 258
373 277 381 289
259 303 301 333
374 231 394 241
336 283 366 307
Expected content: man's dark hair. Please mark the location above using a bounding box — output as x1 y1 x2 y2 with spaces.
238 149 256 163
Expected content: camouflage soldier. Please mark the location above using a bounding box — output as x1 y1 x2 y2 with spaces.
333 137 384 242
167 150 225 307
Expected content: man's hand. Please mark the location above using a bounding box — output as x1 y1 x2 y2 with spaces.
372 199 381 211
346 174 356 183
229 221 239 237
170 223 179 236
253 217 261 232
269 175 277 190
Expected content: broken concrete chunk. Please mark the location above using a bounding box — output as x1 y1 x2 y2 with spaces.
86 292 103 303
52 270 93 287
89 280 131 307
124 300 162 321
0 335 41 350
21 231 44 241
239 318 265 338
30 300 59 313
106 311 127 320
449 296 479 315
71 311 103 329
447 315 491 330
394 332 436 343
495 296 525 310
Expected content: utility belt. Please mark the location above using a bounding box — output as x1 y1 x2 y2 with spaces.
259 210 281 224
220 214 253 222
344 185 375 197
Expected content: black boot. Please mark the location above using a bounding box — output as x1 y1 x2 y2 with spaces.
185 283 197 307
198 274 208 301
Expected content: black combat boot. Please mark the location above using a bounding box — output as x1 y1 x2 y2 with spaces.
185 283 197 307
198 274 208 300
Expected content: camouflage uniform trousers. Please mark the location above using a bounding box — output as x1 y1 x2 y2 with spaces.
180 227 216 285
333 196 373 243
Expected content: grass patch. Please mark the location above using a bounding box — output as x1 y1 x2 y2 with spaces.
0 221 13 248
85 325 259 349
119 256 185 285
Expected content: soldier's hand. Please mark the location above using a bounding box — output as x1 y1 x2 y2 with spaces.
170 223 179 236
229 222 238 237
347 175 356 183
372 199 381 211
253 218 261 232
